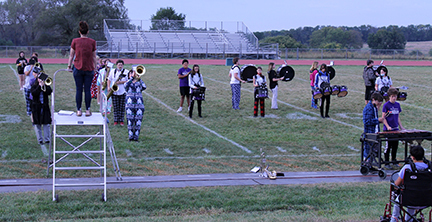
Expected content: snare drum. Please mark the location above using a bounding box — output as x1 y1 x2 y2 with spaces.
255 87 268 99
337 85 348 97
192 87 206 100
312 88 322 99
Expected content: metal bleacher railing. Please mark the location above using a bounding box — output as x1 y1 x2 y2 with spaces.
98 19 278 59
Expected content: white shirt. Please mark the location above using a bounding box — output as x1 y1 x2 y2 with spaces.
254 74 266 86
23 65 35 89
376 76 392 91
230 65 241 84
108 68 129 95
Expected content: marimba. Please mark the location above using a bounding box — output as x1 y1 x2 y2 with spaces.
361 129 432 179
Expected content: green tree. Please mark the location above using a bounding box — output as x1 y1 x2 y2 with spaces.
259 35 304 48
0 0 128 45
150 7 186 30
309 26 363 49
367 27 406 49
34 0 128 45
0 0 45 45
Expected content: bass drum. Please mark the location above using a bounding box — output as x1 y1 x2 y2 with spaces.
327 66 336 80
277 64 295 81
240 65 256 83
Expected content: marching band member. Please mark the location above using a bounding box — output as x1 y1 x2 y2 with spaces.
363 60 377 105
23 57 37 116
375 67 392 102
268 62 283 110
314 64 331 118
16 51 27 90
188 64 204 118
96 59 112 114
253 67 266 117
229 57 246 110
30 67 52 145
107 59 129 126
382 87 405 169
176 59 191 113
362 92 384 164
309 61 319 109
125 69 146 141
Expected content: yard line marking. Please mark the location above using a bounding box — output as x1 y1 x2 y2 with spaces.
276 146 287 152
312 146 321 152
9 65 26 101
1 151 7 158
202 148 211 153
125 149 133 157
205 77 363 131
163 148 174 155
347 146 360 152
40 144 48 156
143 91 252 153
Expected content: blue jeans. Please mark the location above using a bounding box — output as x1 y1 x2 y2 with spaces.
73 67 94 111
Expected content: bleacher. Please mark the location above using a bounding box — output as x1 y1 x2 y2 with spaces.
98 19 278 59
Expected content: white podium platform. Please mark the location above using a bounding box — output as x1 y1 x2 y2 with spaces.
52 111 107 202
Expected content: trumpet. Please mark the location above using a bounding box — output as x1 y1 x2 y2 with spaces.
35 62 41 69
38 71 52 86
133 64 146 80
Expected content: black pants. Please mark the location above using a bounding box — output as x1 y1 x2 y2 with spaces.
385 140 399 163
320 95 330 117
189 100 202 118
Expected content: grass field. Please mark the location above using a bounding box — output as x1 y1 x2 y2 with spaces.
1 62 432 221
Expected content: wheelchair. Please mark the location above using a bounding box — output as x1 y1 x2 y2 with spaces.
380 158 432 222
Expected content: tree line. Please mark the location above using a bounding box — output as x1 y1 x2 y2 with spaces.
0 0 128 46
255 24 432 50
1 2 431 50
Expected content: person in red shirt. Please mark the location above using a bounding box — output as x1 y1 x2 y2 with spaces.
67 21 97 117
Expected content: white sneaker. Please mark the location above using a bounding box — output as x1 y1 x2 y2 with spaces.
188 106 190 111
177 107 182 112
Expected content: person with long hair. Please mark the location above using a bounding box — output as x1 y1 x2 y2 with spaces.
253 67 267 117
67 21 97 117
188 64 205 118
309 61 319 109
267 62 284 109
314 64 331 118
16 51 27 90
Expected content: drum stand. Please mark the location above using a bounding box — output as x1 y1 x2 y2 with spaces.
46 69 122 202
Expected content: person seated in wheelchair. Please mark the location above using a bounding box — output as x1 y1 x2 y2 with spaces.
389 145 431 222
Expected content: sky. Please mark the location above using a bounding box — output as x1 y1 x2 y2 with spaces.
124 0 430 32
